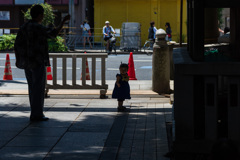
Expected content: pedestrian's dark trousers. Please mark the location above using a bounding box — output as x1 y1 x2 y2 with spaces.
24 65 46 118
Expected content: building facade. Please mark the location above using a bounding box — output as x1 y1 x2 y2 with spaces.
94 0 187 45
174 0 240 159
0 0 88 34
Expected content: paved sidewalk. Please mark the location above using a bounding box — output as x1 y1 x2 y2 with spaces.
0 80 174 96
0 80 173 159
0 95 172 160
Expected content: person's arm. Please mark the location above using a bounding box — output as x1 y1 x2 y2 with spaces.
55 15 70 35
111 26 116 34
46 15 70 38
103 26 108 36
116 75 121 87
153 27 157 35
87 24 91 36
219 28 224 34
86 24 91 31
154 27 157 32
166 28 169 34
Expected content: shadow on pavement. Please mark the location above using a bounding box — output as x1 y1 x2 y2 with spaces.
0 98 172 160
0 80 27 87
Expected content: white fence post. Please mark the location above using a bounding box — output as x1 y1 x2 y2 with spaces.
46 53 108 98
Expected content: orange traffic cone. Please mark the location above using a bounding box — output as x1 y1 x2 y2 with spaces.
46 66 53 80
81 52 90 80
3 53 13 80
127 52 137 80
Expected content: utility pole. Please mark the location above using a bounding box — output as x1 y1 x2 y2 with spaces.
180 0 183 47
69 0 75 50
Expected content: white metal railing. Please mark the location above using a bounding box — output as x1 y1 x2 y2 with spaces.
45 53 108 97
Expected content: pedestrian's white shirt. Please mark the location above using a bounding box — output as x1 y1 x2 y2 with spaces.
153 27 157 39
148 27 157 39
103 26 115 38
81 23 90 31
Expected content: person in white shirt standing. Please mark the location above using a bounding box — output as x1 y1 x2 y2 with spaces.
103 21 115 53
80 20 92 49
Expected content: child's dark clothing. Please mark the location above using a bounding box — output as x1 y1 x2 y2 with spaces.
166 27 172 38
112 73 131 100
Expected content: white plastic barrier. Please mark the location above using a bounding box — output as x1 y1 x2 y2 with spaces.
45 53 108 98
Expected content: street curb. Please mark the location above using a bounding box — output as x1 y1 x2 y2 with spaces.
0 50 152 55
0 89 159 95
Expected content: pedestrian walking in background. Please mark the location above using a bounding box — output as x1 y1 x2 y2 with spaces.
112 63 131 111
165 22 172 41
14 5 70 121
103 21 115 53
80 19 92 49
148 21 157 42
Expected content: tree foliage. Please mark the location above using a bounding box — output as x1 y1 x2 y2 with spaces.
23 3 55 27
217 8 224 28
0 34 67 52
0 34 16 50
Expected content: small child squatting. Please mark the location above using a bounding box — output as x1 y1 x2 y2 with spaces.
112 63 131 111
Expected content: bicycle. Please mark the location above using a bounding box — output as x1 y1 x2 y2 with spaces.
142 39 154 55
105 34 117 55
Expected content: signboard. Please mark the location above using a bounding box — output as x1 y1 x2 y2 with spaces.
0 11 10 20
0 29 3 36
0 0 13 5
45 0 61 5
15 0 44 5
4 29 10 34
46 0 78 5
62 0 78 5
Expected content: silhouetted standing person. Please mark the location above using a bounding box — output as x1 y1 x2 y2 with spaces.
112 63 131 111
15 5 70 121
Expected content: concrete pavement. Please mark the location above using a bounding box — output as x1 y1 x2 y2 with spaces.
0 96 171 160
0 80 173 160
0 80 174 96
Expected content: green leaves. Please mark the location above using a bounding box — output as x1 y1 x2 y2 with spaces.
0 34 67 52
0 34 16 50
217 8 224 28
48 36 68 52
23 3 55 27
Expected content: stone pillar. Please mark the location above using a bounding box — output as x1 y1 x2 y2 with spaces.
152 29 170 94
204 8 219 44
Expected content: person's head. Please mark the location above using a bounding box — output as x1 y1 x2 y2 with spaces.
224 27 230 34
119 63 128 74
150 21 155 27
83 19 88 24
30 5 44 23
105 21 110 27
165 22 170 28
